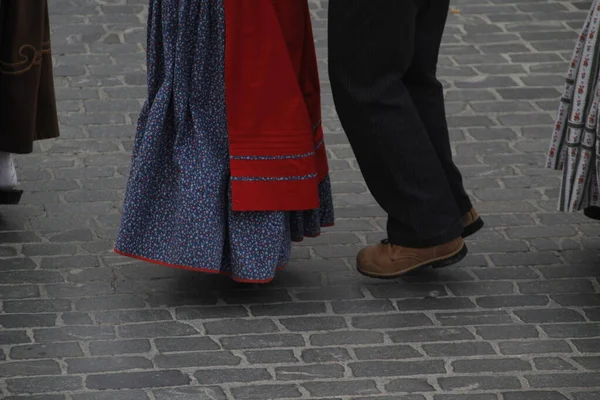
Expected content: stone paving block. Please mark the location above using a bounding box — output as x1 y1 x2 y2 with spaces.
85 370 190 390
176 305 249 319
366 283 448 299
154 351 241 368
476 294 549 308
95 309 172 324
194 368 272 384
438 376 522 391
10 342 83 359
585 308 600 321
396 297 477 311
4 396 67 400
434 395 499 400
331 299 396 314
0 330 31 345
301 348 352 363
153 337 219 353
573 392 600 400
275 364 345 380
0 313 57 328
514 308 586 323
361 395 427 400
66 356 153 373
422 342 496 357
541 323 600 339
533 357 577 372
447 281 515 296
353 345 422 360
153 387 227 400
281 316 347 331
389 327 476 343
350 360 446 377
303 380 380 397
230 384 302 400
245 349 300 364
71 391 151 400
436 310 514 326
1 270 63 285
452 358 532 373
89 339 152 356
118 321 199 338
384 378 435 393
526 373 600 388
221 333 305 349
0 285 40 301
310 330 384 346
572 339 600 353
44 282 114 298
0 360 62 377
503 392 568 400
351 313 434 330
498 340 573 355
34 326 116 343
60 312 94 325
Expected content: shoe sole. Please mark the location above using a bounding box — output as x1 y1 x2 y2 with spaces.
356 242 468 279
462 217 484 238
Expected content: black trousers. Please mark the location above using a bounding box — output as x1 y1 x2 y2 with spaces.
328 0 472 248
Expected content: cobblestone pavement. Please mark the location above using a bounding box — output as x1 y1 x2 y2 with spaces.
1 0 599 399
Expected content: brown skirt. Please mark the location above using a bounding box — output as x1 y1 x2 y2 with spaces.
0 0 59 154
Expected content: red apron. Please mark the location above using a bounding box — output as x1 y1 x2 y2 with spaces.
224 0 328 211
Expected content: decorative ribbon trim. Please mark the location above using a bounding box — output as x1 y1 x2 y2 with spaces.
231 173 317 182
0 41 51 75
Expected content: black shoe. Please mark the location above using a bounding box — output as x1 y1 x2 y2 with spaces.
0 189 23 205
584 206 600 221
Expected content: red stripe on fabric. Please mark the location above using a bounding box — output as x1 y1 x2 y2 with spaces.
231 179 319 212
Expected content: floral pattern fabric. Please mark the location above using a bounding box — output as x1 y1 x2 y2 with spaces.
547 0 600 212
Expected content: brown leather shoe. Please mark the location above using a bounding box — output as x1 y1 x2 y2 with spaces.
356 237 467 279
462 208 484 238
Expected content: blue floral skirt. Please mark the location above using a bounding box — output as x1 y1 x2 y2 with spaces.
114 0 334 283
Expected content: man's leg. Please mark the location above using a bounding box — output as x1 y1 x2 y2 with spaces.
328 0 463 248
404 0 473 216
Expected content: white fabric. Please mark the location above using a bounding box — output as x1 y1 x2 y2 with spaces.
546 0 600 211
0 152 18 188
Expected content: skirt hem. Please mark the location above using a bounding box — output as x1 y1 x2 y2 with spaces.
113 248 287 284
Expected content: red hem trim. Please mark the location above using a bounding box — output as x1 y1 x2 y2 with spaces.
113 249 285 284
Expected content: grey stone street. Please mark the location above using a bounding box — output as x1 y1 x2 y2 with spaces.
1 0 599 399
